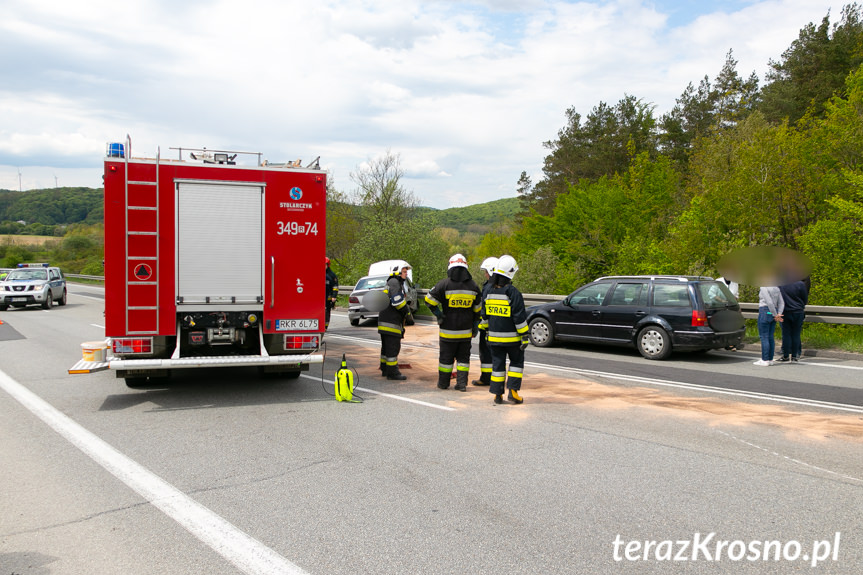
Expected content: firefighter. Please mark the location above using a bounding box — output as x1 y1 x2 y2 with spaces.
325 257 339 330
479 255 529 404
378 262 412 380
425 254 482 391
471 257 498 387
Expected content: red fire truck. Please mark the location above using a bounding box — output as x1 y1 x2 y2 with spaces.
70 137 326 386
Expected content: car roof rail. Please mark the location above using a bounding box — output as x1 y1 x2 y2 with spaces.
595 275 714 282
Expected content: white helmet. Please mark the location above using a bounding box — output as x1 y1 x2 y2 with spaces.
480 257 498 275
494 255 518 279
448 253 468 270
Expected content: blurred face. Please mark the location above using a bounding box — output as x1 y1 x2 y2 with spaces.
400 267 409 278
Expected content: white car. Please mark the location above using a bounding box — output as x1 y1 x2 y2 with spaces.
348 260 418 326
0 263 68 310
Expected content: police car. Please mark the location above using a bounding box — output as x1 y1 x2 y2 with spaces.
0 263 68 310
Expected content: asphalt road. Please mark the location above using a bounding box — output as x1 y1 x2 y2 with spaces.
1 284 862 574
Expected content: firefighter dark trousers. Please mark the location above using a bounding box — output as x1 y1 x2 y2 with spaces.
474 330 492 384
489 344 524 395
437 338 471 388
379 332 402 374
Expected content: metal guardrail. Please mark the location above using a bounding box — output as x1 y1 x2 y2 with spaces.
338 286 863 326
65 277 863 326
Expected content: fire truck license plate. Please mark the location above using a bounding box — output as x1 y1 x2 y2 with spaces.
276 319 319 331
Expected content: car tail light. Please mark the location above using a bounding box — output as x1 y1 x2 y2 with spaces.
691 310 707 327
349 296 360 304
112 337 153 354
284 335 319 350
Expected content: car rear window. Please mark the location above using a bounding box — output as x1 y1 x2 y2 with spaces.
652 284 690 307
699 281 737 309
355 276 387 290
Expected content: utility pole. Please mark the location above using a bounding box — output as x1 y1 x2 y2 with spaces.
17 167 22 192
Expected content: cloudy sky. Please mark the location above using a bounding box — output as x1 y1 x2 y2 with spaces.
0 0 848 209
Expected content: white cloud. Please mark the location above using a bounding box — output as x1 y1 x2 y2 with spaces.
0 0 848 206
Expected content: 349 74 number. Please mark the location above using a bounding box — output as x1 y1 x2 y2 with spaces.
276 221 318 236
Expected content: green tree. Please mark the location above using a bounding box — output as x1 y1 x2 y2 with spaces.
522 95 658 216
342 213 449 289
797 171 863 305
350 150 418 224
713 50 760 130
659 76 716 167
325 182 361 275
760 3 863 125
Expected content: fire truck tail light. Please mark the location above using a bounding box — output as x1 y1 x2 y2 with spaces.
113 337 153 354
284 335 319 350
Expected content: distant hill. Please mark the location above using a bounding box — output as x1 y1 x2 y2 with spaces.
420 196 519 233
0 187 103 226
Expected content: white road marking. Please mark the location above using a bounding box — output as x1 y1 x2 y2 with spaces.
299 372 456 411
717 429 863 484
0 369 310 575
71 293 105 301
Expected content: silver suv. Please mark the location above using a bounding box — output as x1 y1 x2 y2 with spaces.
0 263 68 310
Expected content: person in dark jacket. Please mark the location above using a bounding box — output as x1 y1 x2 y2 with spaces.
325 257 339 330
778 279 809 362
378 263 412 380
479 255 529 404
471 257 498 387
425 254 482 391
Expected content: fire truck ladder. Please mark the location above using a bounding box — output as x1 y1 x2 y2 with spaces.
124 135 160 335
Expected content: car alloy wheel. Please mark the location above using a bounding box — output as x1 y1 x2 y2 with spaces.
528 317 554 347
637 325 671 360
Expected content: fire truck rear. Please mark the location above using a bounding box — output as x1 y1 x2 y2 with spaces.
69 137 326 386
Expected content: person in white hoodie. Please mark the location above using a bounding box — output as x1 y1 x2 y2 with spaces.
754 286 784 366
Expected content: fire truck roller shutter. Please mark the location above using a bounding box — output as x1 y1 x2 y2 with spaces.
176 182 263 305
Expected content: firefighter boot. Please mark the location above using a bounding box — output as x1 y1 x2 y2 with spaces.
494 394 504 405
454 371 468 392
380 361 387 377
437 371 450 389
471 372 490 386
508 389 524 404
387 365 407 381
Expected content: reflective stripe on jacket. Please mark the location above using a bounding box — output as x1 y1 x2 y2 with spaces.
481 285 528 345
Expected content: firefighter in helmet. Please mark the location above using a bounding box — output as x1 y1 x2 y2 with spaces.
479 255 529 404
325 257 339 330
378 262 412 380
425 254 482 391
471 257 498 387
